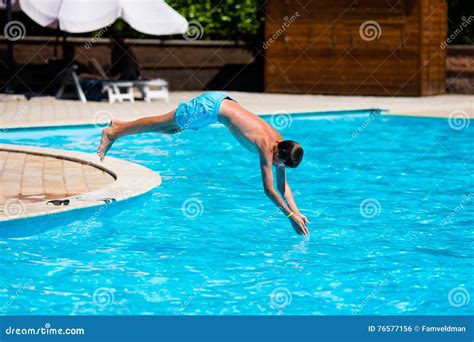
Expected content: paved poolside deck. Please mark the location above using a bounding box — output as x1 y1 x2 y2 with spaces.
0 148 114 212
0 92 472 129
0 144 161 224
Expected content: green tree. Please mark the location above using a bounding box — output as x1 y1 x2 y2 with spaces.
165 0 263 41
105 0 263 41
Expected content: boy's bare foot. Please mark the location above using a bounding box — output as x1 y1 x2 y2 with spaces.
97 120 122 161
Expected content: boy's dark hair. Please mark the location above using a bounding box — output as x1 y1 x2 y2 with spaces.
277 140 304 168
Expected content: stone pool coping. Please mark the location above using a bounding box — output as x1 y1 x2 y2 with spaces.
0 143 161 223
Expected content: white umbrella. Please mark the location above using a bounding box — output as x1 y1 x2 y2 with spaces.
17 0 188 35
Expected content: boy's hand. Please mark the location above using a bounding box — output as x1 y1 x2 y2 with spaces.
299 214 310 225
289 215 309 236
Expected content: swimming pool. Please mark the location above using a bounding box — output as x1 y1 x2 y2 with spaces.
0 112 472 315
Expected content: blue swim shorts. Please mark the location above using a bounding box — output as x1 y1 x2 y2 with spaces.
174 92 234 130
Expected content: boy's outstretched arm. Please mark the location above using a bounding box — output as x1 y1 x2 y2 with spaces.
259 152 309 235
276 167 310 225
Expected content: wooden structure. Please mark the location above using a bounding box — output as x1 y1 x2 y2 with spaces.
264 0 447 96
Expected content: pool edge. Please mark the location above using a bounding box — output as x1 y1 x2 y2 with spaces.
0 144 161 229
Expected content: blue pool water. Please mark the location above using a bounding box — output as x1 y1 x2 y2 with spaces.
0 113 472 315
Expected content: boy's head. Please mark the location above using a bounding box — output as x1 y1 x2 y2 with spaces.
274 140 304 168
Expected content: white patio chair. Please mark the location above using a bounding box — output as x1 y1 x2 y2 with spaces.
103 81 135 104
135 79 169 102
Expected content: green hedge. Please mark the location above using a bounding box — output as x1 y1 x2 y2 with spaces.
165 0 264 41
110 0 264 41
116 0 473 44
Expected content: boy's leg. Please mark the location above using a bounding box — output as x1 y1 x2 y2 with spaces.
97 110 180 160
